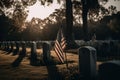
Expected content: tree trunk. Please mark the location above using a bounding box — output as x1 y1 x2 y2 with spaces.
65 0 79 49
65 0 73 40
81 0 99 41
82 0 89 41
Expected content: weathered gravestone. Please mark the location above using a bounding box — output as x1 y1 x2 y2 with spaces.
0 42 3 50
13 41 20 55
0 42 4 50
9 41 14 53
2 42 6 50
99 60 120 80
78 46 97 80
2 42 6 51
30 41 40 66
19 41 26 56
42 42 52 65
6 41 11 52
37 41 42 49
1 42 5 50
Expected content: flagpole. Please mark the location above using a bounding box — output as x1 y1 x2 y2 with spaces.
60 25 69 69
64 51 69 69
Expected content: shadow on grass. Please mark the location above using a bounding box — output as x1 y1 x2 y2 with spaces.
11 55 25 67
44 59 64 80
28 54 75 66
11 51 26 67
12 49 19 56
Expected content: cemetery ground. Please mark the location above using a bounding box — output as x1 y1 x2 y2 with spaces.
0 48 103 80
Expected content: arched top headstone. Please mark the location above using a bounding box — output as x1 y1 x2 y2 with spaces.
31 41 37 52
99 60 120 80
21 41 26 45
78 46 97 80
79 46 96 54
99 60 120 68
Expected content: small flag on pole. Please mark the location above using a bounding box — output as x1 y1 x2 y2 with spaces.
54 27 66 63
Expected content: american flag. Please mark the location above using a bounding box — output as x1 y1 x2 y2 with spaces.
54 28 66 63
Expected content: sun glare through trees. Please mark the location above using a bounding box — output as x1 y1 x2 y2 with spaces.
26 0 62 21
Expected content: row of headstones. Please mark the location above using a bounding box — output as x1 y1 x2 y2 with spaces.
76 40 120 60
0 41 96 80
77 40 120 80
1 40 119 61
79 46 120 80
0 41 53 49
0 41 120 80
0 41 53 51
0 41 52 66
1 41 26 54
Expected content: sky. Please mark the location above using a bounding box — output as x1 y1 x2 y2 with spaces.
104 0 120 11
26 0 62 21
26 0 120 21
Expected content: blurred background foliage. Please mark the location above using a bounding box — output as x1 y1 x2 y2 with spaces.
0 0 120 41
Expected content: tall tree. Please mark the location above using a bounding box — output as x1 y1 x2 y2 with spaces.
65 0 79 49
81 0 99 41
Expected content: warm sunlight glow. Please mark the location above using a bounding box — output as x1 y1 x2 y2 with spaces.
104 0 120 11
26 0 62 21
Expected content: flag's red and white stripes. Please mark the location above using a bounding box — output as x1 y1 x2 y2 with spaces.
54 28 66 63
54 40 65 63
61 37 66 50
